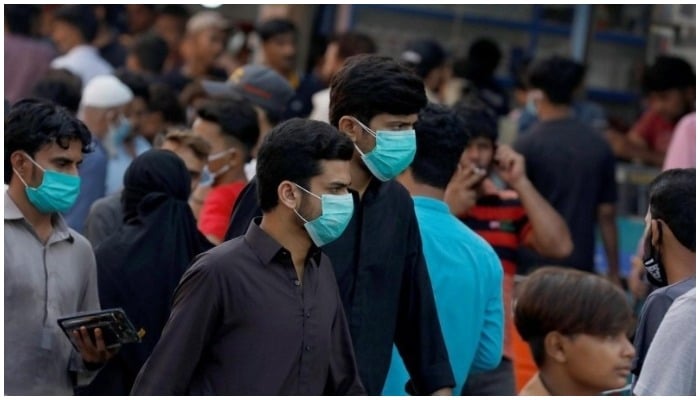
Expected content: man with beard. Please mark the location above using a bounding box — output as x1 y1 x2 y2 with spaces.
631 168 695 382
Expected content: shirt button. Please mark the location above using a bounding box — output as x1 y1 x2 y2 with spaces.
305 345 312 351
294 280 301 286
305 312 311 318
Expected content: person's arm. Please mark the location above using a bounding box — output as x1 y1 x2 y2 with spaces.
494 145 573 259
632 293 675 376
598 203 620 283
130 259 221 395
444 161 485 217
324 289 366 395
470 250 504 373
394 210 455 396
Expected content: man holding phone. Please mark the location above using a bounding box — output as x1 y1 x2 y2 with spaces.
446 101 573 395
5 99 115 395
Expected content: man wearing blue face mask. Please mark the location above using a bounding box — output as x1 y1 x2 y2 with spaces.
131 118 364 395
225 54 455 395
5 99 116 395
65 74 133 233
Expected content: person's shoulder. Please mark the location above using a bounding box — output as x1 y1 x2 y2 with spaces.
194 236 250 273
66 228 96 256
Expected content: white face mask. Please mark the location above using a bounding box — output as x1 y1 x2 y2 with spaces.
204 147 236 185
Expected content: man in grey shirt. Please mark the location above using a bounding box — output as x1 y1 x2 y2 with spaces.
5 99 115 395
632 168 695 379
634 288 696 396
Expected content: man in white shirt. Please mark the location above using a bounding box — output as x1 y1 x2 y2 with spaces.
50 5 113 87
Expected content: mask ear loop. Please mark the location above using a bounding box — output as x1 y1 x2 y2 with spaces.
13 152 44 188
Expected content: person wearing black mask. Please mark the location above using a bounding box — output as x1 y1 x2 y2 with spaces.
632 168 695 382
79 149 212 395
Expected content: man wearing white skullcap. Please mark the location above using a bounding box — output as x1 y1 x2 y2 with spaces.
65 75 133 232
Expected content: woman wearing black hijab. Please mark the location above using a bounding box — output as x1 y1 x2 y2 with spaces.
80 149 212 395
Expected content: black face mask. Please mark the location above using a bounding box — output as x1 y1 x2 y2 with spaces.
642 220 668 287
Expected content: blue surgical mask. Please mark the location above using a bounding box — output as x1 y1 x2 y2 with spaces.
109 116 132 146
351 117 416 181
13 153 81 213
293 184 354 247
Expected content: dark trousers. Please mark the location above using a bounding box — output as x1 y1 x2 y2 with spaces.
461 357 516 396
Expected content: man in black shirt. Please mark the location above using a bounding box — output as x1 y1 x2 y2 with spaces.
131 119 364 395
514 56 619 281
225 55 455 395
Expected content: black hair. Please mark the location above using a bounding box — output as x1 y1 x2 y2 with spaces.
147 83 186 125
528 55 585 105
256 118 354 212
411 104 469 189
641 56 696 95
157 4 191 20
30 69 83 115
53 5 99 43
334 31 377 60
401 39 448 79
454 37 502 84
329 54 427 128
5 99 92 184
115 69 151 102
515 267 634 367
453 99 498 144
5 5 40 36
256 18 297 42
196 97 260 153
128 33 169 74
648 168 695 252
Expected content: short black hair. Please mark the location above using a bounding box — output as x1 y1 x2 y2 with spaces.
648 168 695 252
454 37 502 83
53 5 98 43
115 69 151 102
157 4 191 20
128 33 169 74
333 31 377 60
329 54 427 128
5 99 92 184
256 18 297 42
147 83 186 125
401 39 448 79
30 69 83 115
257 118 354 212
5 5 40 36
514 267 634 367
453 99 498 144
196 97 260 154
528 55 585 105
641 56 695 95
411 104 469 190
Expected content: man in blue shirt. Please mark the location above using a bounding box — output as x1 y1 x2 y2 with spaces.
387 104 504 395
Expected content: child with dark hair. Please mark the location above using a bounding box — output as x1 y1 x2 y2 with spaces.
515 267 635 395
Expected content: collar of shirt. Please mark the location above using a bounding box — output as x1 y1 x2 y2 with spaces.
244 217 322 267
66 44 100 58
412 196 451 216
4 191 74 245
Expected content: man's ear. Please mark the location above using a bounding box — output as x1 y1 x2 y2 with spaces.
544 331 568 364
277 180 298 209
650 219 662 247
338 116 361 143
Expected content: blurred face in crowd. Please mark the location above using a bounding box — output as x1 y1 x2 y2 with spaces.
51 20 82 54
125 96 148 137
155 14 187 55
79 105 125 138
320 41 342 83
160 140 205 192
185 27 226 67
463 136 495 171
262 33 297 76
548 331 635 394
140 111 166 142
424 63 451 93
647 88 694 122
126 4 156 34
192 117 243 185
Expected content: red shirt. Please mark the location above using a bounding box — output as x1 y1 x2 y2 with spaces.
198 181 246 242
632 110 676 153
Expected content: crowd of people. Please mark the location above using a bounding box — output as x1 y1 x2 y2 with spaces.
4 4 696 396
